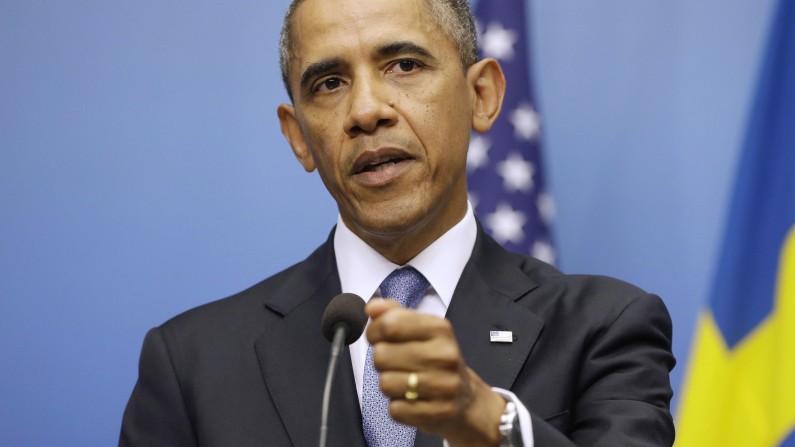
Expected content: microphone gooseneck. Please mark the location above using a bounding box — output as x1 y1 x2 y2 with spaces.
319 293 367 447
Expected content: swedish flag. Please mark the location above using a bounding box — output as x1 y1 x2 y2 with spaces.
676 1 795 445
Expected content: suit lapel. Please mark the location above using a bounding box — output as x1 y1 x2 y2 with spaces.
253 235 367 447
446 226 544 391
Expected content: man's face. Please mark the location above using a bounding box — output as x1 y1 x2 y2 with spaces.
279 0 479 256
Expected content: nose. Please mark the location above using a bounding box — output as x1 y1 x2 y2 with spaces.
343 75 398 137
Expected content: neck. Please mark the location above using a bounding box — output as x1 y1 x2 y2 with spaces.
344 201 468 265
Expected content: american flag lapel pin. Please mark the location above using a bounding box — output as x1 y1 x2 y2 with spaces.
490 330 513 343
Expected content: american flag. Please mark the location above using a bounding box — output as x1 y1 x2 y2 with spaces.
468 0 556 265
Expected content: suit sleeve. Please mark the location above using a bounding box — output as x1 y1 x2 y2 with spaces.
531 294 676 447
119 327 199 447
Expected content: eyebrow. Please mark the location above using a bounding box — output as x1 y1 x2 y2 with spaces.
375 41 436 61
299 58 345 94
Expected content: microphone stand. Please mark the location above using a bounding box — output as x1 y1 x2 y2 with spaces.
319 326 346 447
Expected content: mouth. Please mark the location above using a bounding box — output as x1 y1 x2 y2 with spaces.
351 148 414 175
349 147 416 186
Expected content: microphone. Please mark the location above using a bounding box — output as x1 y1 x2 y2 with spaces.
319 293 367 447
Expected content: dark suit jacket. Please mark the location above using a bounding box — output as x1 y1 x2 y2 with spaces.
120 226 675 446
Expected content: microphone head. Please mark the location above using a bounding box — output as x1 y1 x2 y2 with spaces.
321 293 367 345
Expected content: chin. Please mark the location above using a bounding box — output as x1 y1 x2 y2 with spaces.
353 201 429 236
360 212 424 237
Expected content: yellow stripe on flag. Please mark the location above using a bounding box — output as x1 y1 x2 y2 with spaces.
771 226 795 444
677 225 795 446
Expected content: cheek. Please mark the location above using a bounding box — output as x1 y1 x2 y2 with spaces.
305 116 341 173
424 92 472 167
307 113 335 142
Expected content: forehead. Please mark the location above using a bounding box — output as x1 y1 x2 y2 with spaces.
289 0 452 66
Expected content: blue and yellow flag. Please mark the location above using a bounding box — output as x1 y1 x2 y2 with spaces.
676 1 795 445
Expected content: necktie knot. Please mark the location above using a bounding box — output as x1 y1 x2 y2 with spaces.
379 267 429 310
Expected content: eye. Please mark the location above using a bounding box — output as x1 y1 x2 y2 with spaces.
315 77 342 93
387 59 422 74
397 60 416 72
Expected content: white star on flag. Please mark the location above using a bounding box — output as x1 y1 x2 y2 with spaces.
532 240 556 265
467 135 491 172
484 202 527 244
509 103 540 141
481 21 517 61
497 152 535 192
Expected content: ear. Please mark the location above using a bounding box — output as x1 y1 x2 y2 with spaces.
466 58 506 133
277 103 316 172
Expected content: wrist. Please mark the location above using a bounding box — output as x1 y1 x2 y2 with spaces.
446 370 506 447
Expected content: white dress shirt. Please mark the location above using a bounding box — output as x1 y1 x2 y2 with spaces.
333 202 534 446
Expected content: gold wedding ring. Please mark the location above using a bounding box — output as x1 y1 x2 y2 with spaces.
405 372 419 401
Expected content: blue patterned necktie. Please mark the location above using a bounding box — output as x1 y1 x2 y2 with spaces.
362 267 430 447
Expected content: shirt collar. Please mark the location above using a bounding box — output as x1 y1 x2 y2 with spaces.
334 202 477 309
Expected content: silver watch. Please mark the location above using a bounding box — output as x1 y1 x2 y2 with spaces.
498 400 523 446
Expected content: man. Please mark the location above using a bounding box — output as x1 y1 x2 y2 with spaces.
120 0 675 446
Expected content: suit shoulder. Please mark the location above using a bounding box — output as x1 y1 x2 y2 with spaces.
473 232 661 314
518 253 643 294
514 254 668 321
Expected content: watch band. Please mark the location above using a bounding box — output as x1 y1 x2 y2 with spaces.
498 400 523 446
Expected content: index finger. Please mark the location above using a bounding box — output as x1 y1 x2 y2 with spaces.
365 297 402 319
365 305 453 345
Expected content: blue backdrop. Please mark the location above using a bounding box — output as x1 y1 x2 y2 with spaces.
0 0 777 445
